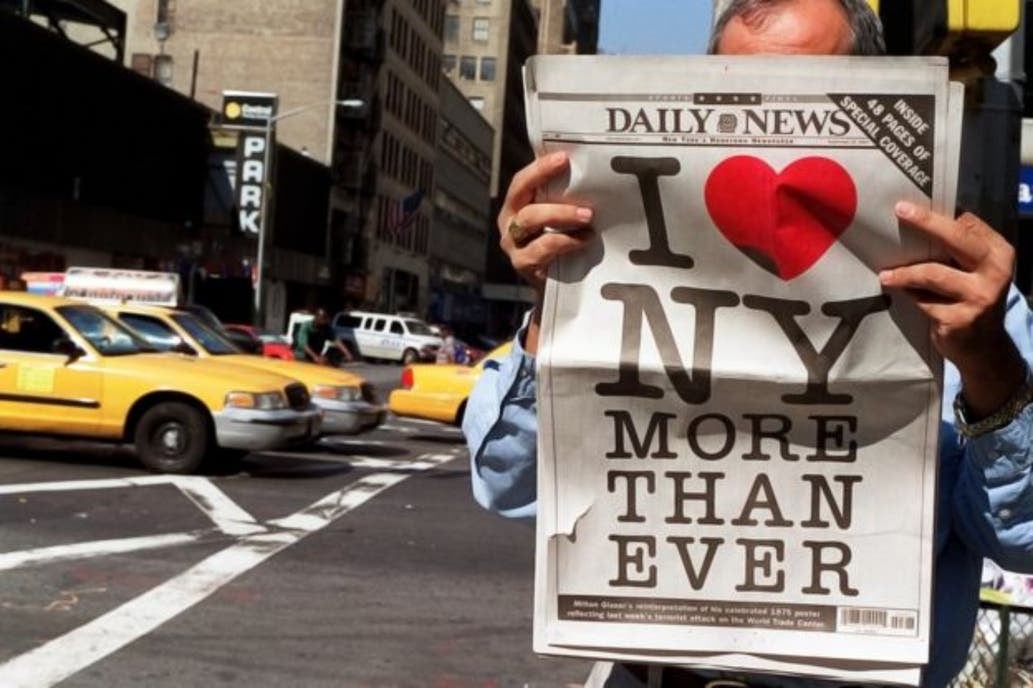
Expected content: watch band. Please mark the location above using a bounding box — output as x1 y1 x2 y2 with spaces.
954 366 1033 439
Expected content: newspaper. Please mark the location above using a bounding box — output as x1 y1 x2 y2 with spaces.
527 56 962 685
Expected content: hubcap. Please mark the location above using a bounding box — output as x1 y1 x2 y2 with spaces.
155 422 187 455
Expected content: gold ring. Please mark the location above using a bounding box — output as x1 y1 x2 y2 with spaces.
508 218 532 247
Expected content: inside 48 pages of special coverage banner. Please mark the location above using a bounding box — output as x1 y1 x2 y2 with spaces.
528 55 962 686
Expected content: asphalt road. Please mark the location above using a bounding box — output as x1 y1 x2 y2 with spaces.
0 361 594 687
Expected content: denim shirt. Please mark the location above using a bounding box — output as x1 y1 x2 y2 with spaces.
463 287 1033 688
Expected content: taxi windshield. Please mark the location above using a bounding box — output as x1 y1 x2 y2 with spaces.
56 305 155 356
171 313 240 355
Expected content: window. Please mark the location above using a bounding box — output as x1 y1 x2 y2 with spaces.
117 313 186 352
339 314 362 329
472 17 490 42
479 56 496 81
444 14 459 42
390 321 404 335
154 54 173 85
468 97 485 111
373 318 387 332
0 305 66 354
56 306 149 356
170 313 239 355
130 53 153 77
459 55 476 80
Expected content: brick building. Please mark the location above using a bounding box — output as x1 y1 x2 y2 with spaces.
113 0 448 319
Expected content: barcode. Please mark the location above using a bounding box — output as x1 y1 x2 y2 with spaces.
839 608 917 636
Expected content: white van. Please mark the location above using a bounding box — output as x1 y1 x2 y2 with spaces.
331 311 442 364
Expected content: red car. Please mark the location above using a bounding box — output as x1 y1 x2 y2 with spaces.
224 323 295 361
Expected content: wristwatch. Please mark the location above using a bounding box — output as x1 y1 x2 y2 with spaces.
954 366 1033 439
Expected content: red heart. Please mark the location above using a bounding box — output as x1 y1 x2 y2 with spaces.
704 156 857 281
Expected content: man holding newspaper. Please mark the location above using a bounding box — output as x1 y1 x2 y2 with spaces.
464 0 1033 686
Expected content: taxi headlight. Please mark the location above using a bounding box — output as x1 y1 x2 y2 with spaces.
313 384 362 402
225 391 287 410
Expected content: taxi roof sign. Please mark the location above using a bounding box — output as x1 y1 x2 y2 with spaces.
62 267 181 307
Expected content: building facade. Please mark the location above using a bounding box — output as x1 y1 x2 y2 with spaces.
533 0 600 55
113 0 448 320
428 78 494 337
368 0 446 315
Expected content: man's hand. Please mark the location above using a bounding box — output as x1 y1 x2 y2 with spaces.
499 151 595 292
498 151 595 354
880 202 1027 418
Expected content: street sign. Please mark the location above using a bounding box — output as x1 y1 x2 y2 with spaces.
235 130 269 235
220 91 278 128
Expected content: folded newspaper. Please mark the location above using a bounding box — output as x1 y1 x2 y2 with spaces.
528 55 963 686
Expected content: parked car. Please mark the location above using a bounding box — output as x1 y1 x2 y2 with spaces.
388 343 512 424
225 323 294 361
0 292 320 473
331 310 443 364
182 304 262 354
106 304 385 435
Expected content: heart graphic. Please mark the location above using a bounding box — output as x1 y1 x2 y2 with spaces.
704 156 857 281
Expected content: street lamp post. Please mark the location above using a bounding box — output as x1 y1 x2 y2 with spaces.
252 98 366 328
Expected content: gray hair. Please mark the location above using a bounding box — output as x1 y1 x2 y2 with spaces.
708 0 886 56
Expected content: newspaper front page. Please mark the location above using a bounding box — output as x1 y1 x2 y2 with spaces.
528 56 960 685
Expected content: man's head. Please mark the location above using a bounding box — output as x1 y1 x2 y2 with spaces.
314 308 329 326
710 0 885 56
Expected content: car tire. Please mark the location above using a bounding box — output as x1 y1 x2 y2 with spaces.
401 348 419 365
454 399 468 427
134 402 210 474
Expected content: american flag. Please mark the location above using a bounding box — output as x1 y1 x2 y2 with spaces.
388 190 424 235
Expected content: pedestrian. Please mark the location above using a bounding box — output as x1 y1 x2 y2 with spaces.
462 1 1033 687
294 308 354 365
437 325 456 364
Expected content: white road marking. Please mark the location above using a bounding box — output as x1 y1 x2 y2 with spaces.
260 452 463 471
0 530 225 573
0 475 178 495
0 476 263 538
379 422 463 435
385 415 451 427
172 476 264 536
0 451 455 688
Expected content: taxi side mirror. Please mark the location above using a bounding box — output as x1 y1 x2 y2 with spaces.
172 341 197 356
53 337 85 363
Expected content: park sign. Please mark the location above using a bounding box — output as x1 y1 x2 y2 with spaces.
527 55 962 685
220 91 278 236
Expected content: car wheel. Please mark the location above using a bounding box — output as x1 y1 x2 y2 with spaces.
134 402 210 474
454 399 468 427
401 348 419 365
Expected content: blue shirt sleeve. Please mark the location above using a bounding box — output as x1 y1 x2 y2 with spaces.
462 317 539 521
951 286 1033 572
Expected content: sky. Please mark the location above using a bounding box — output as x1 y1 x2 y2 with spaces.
598 0 714 55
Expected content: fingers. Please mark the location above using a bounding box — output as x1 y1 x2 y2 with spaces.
503 151 570 216
496 150 596 291
895 202 1003 272
509 229 595 290
500 204 594 251
878 262 972 302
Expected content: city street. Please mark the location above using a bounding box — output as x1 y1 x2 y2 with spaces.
0 363 593 688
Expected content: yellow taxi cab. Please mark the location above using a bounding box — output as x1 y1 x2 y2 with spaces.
388 342 512 425
0 293 321 473
104 304 385 435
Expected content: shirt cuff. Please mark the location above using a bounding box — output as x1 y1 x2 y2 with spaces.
967 402 1033 476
